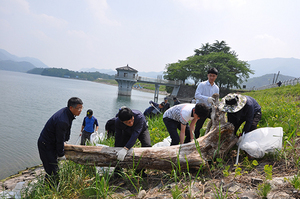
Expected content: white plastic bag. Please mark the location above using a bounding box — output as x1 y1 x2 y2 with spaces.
153 136 172 147
90 131 105 145
237 127 283 159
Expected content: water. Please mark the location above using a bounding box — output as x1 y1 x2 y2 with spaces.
0 70 165 180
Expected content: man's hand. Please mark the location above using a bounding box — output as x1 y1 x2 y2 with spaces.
57 155 66 161
207 97 215 105
117 147 128 161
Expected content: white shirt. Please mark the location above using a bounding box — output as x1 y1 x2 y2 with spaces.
163 104 195 125
195 80 219 107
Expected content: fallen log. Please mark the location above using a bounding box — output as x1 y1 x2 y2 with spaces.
65 122 237 171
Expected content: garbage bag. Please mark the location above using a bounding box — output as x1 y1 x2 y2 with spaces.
237 127 283 158
153 136 172 147
90 131 105 145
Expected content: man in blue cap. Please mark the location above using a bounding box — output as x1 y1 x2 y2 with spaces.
80 109 99 145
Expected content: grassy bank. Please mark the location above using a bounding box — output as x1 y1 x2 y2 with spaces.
21 84 300 198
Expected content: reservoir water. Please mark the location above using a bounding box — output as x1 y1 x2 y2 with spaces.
0 70 166 180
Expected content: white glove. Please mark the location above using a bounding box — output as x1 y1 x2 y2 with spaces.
57 155 66 161
207 97 215 105
117 148 128 161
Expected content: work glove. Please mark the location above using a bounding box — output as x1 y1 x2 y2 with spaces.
207 97 215 105
117 147 128 161
57 155 66 161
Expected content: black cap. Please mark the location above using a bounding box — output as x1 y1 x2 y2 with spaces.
87 109 93 116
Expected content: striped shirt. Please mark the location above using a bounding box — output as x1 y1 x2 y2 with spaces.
163 103 195 125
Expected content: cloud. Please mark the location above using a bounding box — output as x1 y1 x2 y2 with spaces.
86 0 120 26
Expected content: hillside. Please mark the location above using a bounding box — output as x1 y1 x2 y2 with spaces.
241 73 295 89
0 60 36 72
248 57 300 78
0 49 48 69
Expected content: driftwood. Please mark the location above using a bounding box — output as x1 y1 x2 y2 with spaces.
65 122 237 171
205 93 227 135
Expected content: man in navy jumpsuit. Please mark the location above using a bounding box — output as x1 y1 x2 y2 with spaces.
37 97 83 184
114 107 151 177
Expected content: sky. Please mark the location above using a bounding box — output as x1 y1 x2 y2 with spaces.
0 0 299 72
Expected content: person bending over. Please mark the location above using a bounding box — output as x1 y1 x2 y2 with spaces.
114 107 152 177
219 93 261 136
163 103 209 146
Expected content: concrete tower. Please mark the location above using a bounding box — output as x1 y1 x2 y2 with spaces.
115 65 138 96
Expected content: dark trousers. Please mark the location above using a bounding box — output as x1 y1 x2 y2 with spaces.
37 139 59 184
194 108 212 138
114 128 152 147
163 117 191 146
114 128 151 176
81 130 92 145
234 110 262 135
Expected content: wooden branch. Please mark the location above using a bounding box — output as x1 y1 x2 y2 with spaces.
65 123 236 171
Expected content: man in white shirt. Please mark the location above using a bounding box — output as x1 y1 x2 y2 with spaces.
194 68 219 138
163 103 209 145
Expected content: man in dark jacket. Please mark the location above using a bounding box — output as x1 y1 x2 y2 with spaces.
143 100 165 117
114 107 151 177
37 97 83 184
162 97 170 112
219 93 261 136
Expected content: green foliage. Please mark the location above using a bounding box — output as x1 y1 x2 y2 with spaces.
242 156 259 171
171 185 184 199
257 164 273 198
27 67 115 81
212 183 229 199
285 172 300 190
164 40 253 88
264 165 273 181
222 165 230 177
257 183 271 198
234 166 242 178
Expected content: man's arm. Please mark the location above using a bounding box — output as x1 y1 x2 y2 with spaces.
95 118 99 132
180 124 186 144
189 118 198 140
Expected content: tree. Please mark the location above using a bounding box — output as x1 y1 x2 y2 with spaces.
164 40 253 89
163 60 190 84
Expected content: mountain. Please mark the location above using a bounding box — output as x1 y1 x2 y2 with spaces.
0 60 36 72
0 49 48 71
241 74 295 89
248 57 300 78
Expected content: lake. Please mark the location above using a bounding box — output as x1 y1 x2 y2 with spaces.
0 70 166 180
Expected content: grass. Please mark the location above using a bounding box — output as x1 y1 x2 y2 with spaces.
21 84 300 198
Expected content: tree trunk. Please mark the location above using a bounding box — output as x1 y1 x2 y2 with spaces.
64 122 237 171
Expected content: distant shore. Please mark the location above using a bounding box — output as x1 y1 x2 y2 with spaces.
95 80 169 95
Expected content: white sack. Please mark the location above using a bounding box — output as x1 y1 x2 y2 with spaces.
237 127 283 158
90 131 105 145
